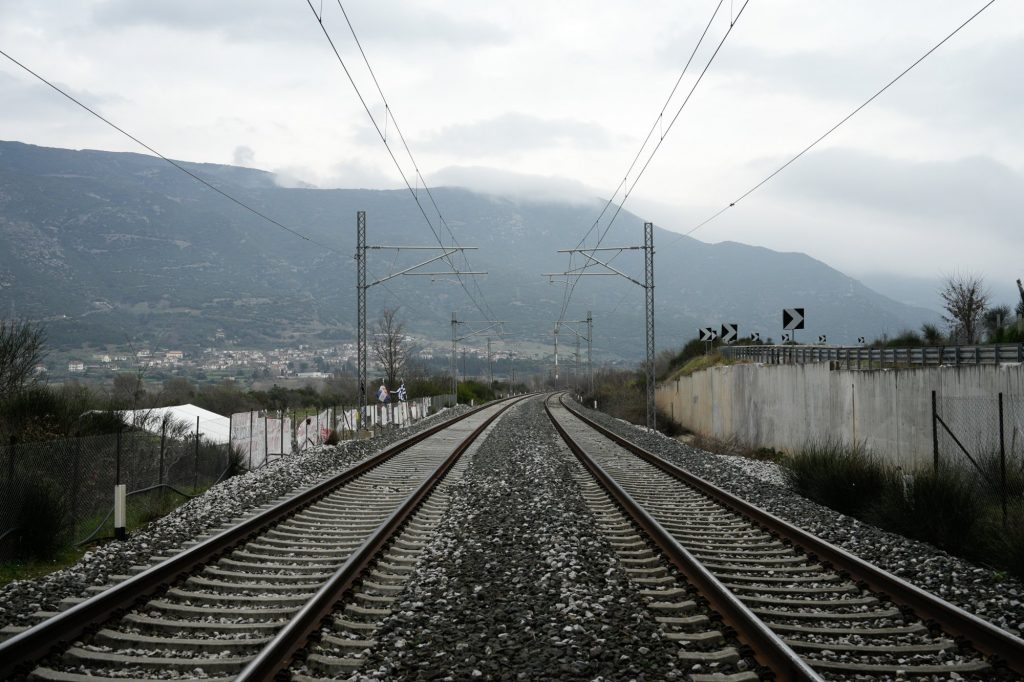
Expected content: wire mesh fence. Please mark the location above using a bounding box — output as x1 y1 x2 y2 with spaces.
934 392 1024 524
0 428 231 560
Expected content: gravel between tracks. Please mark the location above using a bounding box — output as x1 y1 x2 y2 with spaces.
357 398 681 681
0 406 470 631
574 403 1024 640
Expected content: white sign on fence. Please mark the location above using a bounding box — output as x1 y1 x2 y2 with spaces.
231 411 292 469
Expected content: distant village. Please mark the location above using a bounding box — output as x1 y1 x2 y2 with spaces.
50 334 519 383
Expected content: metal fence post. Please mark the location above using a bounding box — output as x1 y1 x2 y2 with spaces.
248 411 254 470
71 434 81 541
193 416 200 490
159 419 166 485
931 390 939 472
999 392 1007 529
6 435 14 486
116 426 122 486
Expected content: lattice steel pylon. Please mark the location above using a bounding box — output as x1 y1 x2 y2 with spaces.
354 210 483 415
356 211 368 415
587 310 593 395
547 222 655 428
644 221 655 430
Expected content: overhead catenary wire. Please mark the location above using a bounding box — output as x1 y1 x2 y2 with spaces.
556 0 726 323
335 0 499 324
0 48 339 255
557 0 751 324
306 1 499 324
670 0 997 244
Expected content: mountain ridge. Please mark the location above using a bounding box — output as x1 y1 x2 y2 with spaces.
0 140 940 358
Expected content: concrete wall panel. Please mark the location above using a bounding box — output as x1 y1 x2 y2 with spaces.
655 362 1024 467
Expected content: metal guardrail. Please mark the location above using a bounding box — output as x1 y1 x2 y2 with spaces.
721 343 1024 367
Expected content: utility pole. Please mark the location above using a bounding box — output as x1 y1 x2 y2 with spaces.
587 310 593 395
356 211 367 415
353 210 483 412
547 221 654 427
451 312 460 401
554 323 559 381
574 331 581 393
644 221 655 430
453 319 505 400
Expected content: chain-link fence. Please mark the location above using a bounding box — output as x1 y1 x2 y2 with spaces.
0 428 231 561
934 392 1024 524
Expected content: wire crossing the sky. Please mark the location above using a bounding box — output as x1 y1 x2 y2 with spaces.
670 0 997 245
0 48 340 255
306 0 499 324
557 0 751 325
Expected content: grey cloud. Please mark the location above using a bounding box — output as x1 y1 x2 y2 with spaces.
427 166 602 205
702 36 1024 128
232 145 255 167
0 71 129 122
90 0 507 46
771 148 1024 241
271 158 399 190
417 113 619 156
91 0 307 42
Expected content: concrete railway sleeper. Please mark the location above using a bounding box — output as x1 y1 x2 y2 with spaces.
550 394 1024 680
0 396 527 681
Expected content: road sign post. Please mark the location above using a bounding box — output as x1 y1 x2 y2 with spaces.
783 307 805 344
721 323 738 345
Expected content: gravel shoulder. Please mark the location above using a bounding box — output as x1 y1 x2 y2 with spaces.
574 403 1024 639
0 406 470 631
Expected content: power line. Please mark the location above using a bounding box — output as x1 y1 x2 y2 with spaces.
335 0 498 323
671 0 997 244
557 0 751 323
0 48 339 254
306 1 498 323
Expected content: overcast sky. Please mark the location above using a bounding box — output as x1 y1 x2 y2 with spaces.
1 0 1022 307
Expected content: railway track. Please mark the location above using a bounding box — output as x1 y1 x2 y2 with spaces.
546 394 1024 680
0 396 525 681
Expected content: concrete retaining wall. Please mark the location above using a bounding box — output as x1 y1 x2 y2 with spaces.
655 362 1024 468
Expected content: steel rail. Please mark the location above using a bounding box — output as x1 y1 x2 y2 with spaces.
0 401 499 679
558 395 1024 676
544 396 822 682
236 394 527 680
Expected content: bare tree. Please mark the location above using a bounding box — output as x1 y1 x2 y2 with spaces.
372 308 411 388
0 318 46 396
939 273 990 344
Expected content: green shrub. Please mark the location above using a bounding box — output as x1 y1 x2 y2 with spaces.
869 465 987 557
991 503 1024 579
784 440 887 517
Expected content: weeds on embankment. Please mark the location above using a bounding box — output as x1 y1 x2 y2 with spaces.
785 442 1024 580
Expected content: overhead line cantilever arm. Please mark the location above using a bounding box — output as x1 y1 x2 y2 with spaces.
577 251 644 288
404 271 487 276
456 321 505 343
558 246 644 252
368 249 464 287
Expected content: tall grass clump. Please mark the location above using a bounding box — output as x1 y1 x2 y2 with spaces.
991 503 1024 579
868 464 987 557
784 440 887 517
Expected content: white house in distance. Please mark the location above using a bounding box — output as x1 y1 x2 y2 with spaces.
67 360 85 373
